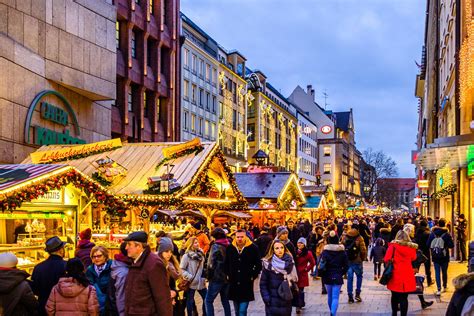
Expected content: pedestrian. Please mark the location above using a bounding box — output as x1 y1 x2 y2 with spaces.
342 228 367 303
75 228 95 269
384 230 417 316
374 218 385 239
275 226 296 258
446 272 474 316
192 222 211 254
31 236 67 316
359 220 371 253
86 245 112 316
225 229 262 316
320 230 349 316
158 237 185 316
427 218 455 296
307 225 324 278
390 218 404 241
294 237 315 314
380 224 392 247
124 231 172 316
287 220 301 246
370 237 386 280
260 240 299 316
180 236 207 316
205 228 231 316
109 242 131 316
45 257 99 315
255 225 273 258
414 220 433 286
0 252 38 316
456 214 468 263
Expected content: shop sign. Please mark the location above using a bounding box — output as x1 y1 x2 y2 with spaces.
0 212 65 219
258 201 277 209
245 165 277 173
162 138 201 158
421 193 429 201
417 180 429 188
30 138 122 163
32 190 63 204
321 125 332 134
467 145 474 177
24 90 86 146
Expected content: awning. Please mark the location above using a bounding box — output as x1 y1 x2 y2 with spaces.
0 164 70 193
176 209 205 218
302 196 322 209
154 209 180 217
218 211 252 219
415 135 474 170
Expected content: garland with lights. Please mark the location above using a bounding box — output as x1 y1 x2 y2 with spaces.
38 146 122 164
431 184 457 200
92 172 113 187
155 145 204 171
0 169 128 217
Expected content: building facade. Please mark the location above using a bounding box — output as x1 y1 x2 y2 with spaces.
180 13 219 143
377 178 416 212
294 105 318 185
112 0 180 142
414 0 474 238
0 0 116 163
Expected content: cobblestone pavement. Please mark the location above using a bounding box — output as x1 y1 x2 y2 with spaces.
196 261 467 315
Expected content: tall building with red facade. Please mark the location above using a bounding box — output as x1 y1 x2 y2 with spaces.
113 0 180 142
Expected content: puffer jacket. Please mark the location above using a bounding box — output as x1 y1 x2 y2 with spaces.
446 272 474 316
108 256 129 316
45 277 99 316
320 244 349 285
370 239 386 264
86 260 112 315
180 250 206 290
384 241 417 293
0 267 38 316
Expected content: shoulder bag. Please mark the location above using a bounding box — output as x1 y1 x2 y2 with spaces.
379 247 395 285
177 257 202 292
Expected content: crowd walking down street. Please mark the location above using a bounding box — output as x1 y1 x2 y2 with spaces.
0 214 471 316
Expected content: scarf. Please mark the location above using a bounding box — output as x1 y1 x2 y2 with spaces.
271 253 294 275
187 249 204 261
94 263 105 276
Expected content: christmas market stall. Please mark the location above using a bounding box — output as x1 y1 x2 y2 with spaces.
23 138 247 248
234 172 306 227
0 164 119 271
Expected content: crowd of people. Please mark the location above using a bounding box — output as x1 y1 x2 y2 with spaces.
0 213 471 316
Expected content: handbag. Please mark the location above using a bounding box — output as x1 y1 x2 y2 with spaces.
277 275 294 301
408 275 425 295
177 258 202 292
317 257 327 276
379 247 395 285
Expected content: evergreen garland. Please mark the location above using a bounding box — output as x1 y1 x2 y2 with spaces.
155 145 204 171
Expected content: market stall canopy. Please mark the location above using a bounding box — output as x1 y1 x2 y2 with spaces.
217 210 252 219
176 209 205 218
302 195 327 210
0 164 69 193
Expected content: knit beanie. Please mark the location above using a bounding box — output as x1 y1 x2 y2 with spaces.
328 230 339 244
79 228 92 240
297 237 307 246
0 252 17 268
157 237 174 254
276 226 289 238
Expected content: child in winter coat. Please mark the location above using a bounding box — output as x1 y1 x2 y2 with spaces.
370 238 386 280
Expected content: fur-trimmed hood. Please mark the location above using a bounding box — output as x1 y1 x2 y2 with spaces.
323 244 345 252
453 273 474 290
391 240 418 249
346 228 360 238
380 227 391 234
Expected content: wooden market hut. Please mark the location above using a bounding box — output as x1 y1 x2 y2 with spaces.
234 172 306 226
22 139 247 229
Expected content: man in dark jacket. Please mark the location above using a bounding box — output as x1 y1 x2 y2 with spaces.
255 226 273 258
342 228 367 303
124 231 172 316
205 228 231 316
456 214 468 263
225 229 262 316
287 220 301 246
31 236 67 316
427 218 455 296
390 218 404 241
414 220 433 286
0 252 38 315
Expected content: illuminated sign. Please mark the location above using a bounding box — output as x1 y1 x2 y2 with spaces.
30 138 122 164
24 90 86 145
468 145 474 177
321 125 332 134
245 165 277 173
417 180 429 188
32 190 63 204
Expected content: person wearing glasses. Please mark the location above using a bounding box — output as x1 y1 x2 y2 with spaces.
86 246 112 316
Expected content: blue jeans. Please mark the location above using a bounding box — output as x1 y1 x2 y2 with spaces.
325 284 342 316
205 281 231 316
347 263 363 297
186 288 207 316
232 301 249 316
434 261 449 290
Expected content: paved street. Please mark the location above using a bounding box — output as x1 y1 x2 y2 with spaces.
198 261 466 315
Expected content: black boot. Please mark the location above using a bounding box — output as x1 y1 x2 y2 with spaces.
421 301 434 309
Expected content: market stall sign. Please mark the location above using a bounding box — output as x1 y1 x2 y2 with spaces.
417 180 429 188
467 145 474 177
0 212 65 219
244 165 278 173
162 138 202 158
30 138 122 164
31 190 63 204
24 90 86 145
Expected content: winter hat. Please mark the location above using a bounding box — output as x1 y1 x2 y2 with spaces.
276 226 289 237
157 237 174 254
0 252 17 268
79 228 92 240
328 230 339 244
297 237 307 247
193 222 203 230
211 227 226 240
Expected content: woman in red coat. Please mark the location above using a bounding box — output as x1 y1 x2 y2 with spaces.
295 237 315 314
384 230 417 316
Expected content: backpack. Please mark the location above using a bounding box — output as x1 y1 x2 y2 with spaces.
430 233 447 260
345 238 360 261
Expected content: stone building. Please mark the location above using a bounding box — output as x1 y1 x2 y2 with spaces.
0 0 116 163
112 0 180 142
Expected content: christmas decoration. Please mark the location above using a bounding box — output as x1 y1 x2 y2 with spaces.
431 184 457 200
155 145 204 171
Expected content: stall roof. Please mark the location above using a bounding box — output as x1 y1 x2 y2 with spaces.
234 172 304 201
303 196 322 208
0 164 71 193
22 142 217 196
218 210 252 219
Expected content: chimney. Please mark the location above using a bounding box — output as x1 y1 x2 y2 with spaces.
307 84 312 93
